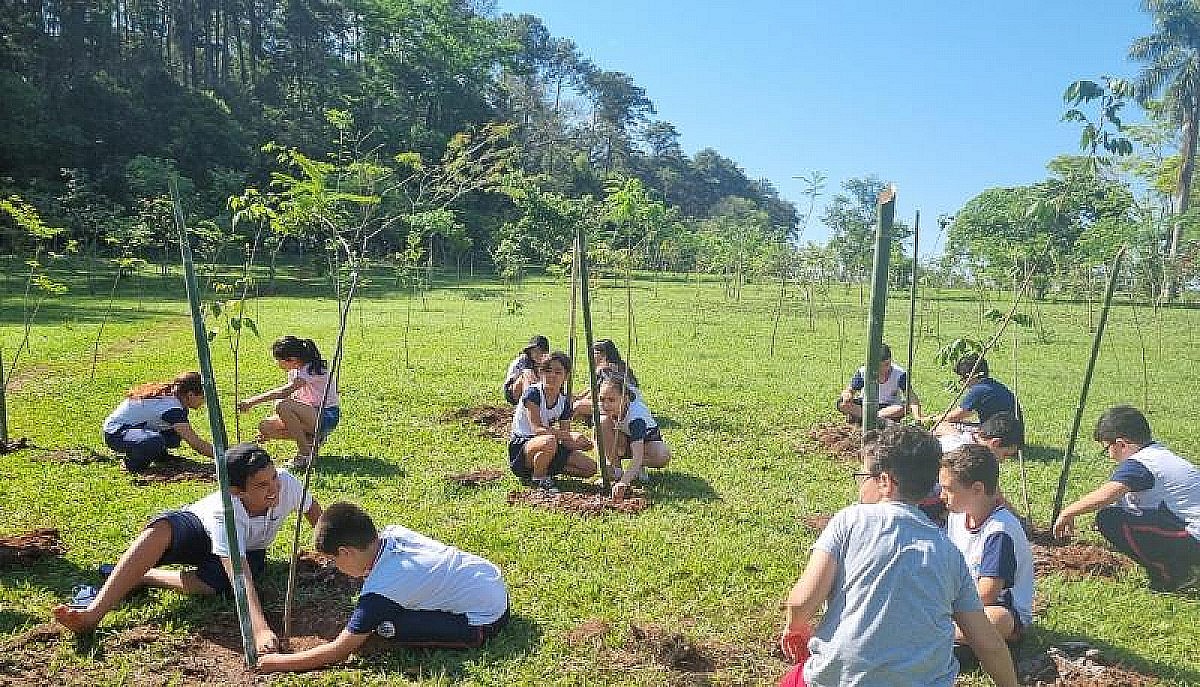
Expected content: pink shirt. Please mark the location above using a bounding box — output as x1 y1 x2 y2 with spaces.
289 366 339 408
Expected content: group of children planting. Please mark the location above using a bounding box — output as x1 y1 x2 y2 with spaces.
56 333 1200 682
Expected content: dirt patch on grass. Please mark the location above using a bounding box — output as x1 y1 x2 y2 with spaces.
564 618 612 647
1028 529 1133 581
32 445 111 464
441 405 512 439
444 467 507 486
3 365 50 393
0 528 66 568
1017 643 1157 686
800 514 833 533
128 456 215 486
0 438 32 455
507 489 649 516
806 423 862 462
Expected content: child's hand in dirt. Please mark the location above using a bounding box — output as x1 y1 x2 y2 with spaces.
253 652 286 673
255 628 281 654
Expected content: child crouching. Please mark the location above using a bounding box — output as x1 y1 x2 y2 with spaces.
255 502 510 673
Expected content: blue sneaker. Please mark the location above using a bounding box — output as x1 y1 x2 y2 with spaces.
68 584 99 610
97 563 116 580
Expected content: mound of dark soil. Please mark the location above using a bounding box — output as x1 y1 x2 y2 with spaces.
806 423 862 462
617 624 715 673
444 467 507 486
441 405 513 439
0 528 66 567
0 437 31 455
506 489 649 516
1027 529 1133 580
128 456 215 485
1018 643 1157 686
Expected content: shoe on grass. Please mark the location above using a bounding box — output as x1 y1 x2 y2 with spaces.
532 477 559 494
68 584 99 610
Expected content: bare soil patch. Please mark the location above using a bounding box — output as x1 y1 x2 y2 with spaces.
506 488 649 516
444 467 506 486
0 528 66 568
1017 642 1157 686
128 456 215 486
800 514 833 533
32 445 111 464
440 405 512 439
1028 529 1133 581
806 423 862 462
3 365 50 393
0 438 31 455
564 618 612 648
589 622 782 685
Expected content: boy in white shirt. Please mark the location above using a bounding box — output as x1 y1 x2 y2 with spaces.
256 502 509 673
53 443 321 654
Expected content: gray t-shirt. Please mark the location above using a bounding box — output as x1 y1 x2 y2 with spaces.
804 501 983 687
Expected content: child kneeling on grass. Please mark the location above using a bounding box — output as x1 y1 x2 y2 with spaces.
102 371 214 471
255 502 510 673
596 375 670 499
53 443 321 654
508 351 596 492
778 425 1018 687
939 444 1034 653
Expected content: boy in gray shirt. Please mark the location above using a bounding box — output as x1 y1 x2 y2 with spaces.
779 425 1017 687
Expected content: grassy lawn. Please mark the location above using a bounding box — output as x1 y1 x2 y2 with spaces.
2 263 1199 685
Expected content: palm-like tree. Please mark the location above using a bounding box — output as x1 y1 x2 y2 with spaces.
1130 0 1200 297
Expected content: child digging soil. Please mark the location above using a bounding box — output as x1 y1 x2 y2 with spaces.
102 371 214 471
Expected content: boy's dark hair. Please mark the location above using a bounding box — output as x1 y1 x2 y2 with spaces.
978 411 1024 448
226 442 273 489
955 354 989 379
879 343 892 361
941 444 1000 495
540 351 572 374
1094 405 1152 447
868 425 942 501
314 501 378 553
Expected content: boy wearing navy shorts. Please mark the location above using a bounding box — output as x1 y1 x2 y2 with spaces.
53 443 321 654
256 502 510 673
836 344 922 424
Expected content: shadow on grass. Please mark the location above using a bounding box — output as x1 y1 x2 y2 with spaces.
992 624 1200 685
1021 444 1071 463
648 471 719 503
0 608 41 634
315 453 404 477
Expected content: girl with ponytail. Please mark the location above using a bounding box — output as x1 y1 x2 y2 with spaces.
238 336 340 467
102 371 214 471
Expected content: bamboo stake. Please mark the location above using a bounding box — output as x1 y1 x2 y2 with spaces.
283 267 359 640
564 237 579 401
170 180 257 667
1012 313 1033 522
862 186 896 432
576 226 610 492
0 348 8 445
905 210 919 419
1051 246 1127 524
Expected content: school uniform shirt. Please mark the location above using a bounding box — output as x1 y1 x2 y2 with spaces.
1110 443 1200 541
946 506 1035 627
347 525 508 633
504 355 534 385
849 364 908 406
615 399 659 442
938 431 978 454
289 365 339 408
185 469 312 557
805 501 983 687
510 383 568 438
959 377 1016 423
102 397 188 434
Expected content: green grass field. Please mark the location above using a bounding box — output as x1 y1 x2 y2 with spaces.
2 264 1199 685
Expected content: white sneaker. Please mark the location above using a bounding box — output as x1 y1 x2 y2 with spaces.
533 477 559 494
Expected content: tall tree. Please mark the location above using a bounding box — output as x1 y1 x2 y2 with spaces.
1130 0 1200 296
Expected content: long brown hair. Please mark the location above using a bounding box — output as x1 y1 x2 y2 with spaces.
128 371 203 400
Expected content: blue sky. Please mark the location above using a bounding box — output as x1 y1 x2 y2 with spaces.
494 1 1154 256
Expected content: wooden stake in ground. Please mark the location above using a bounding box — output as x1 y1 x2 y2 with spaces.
905 210 920 418
576 225 611 492
565 235 580 401
1012 321 1033 521
170 180 257 667
0 348 7 446
1051 246 1127 524
862 185 896 432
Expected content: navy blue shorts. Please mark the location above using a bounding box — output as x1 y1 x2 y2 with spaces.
353 596 510 648
105 426 182 471
507 436 571 478
148 510 265 597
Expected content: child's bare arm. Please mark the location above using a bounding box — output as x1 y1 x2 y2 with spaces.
955 609 1018 687
780 549 836 661
220 557 278 653
238 379 305 411
173 422 214 458
975 576 1005 606
255 629 368 673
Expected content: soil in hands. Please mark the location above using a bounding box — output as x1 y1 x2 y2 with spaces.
1016 642 1157 687
440 405 513 439
1028 528 1134 580
506 488 649 516
128 456 215 486
806 423 862 463
444 467 507 486
0 528 65 568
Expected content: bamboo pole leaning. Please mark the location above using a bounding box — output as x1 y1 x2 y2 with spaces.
1051 246 1127 525
576 226 610 493
905 210 920 420
170 180 258 667
862 185 896 432
0 348 7 446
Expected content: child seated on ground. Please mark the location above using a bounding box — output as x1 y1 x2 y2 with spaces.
53 443 321 654
926 354 1016 427
835 344 922 424
573 338 640 420
937 411 1026 522
102 371 214 471
238 336 340 468
940 444 1034 650
502 335 549 406
255 502 509 673
508 351 596 492
778 425 1018 687
596 376 670 499
1053 405 1200 593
